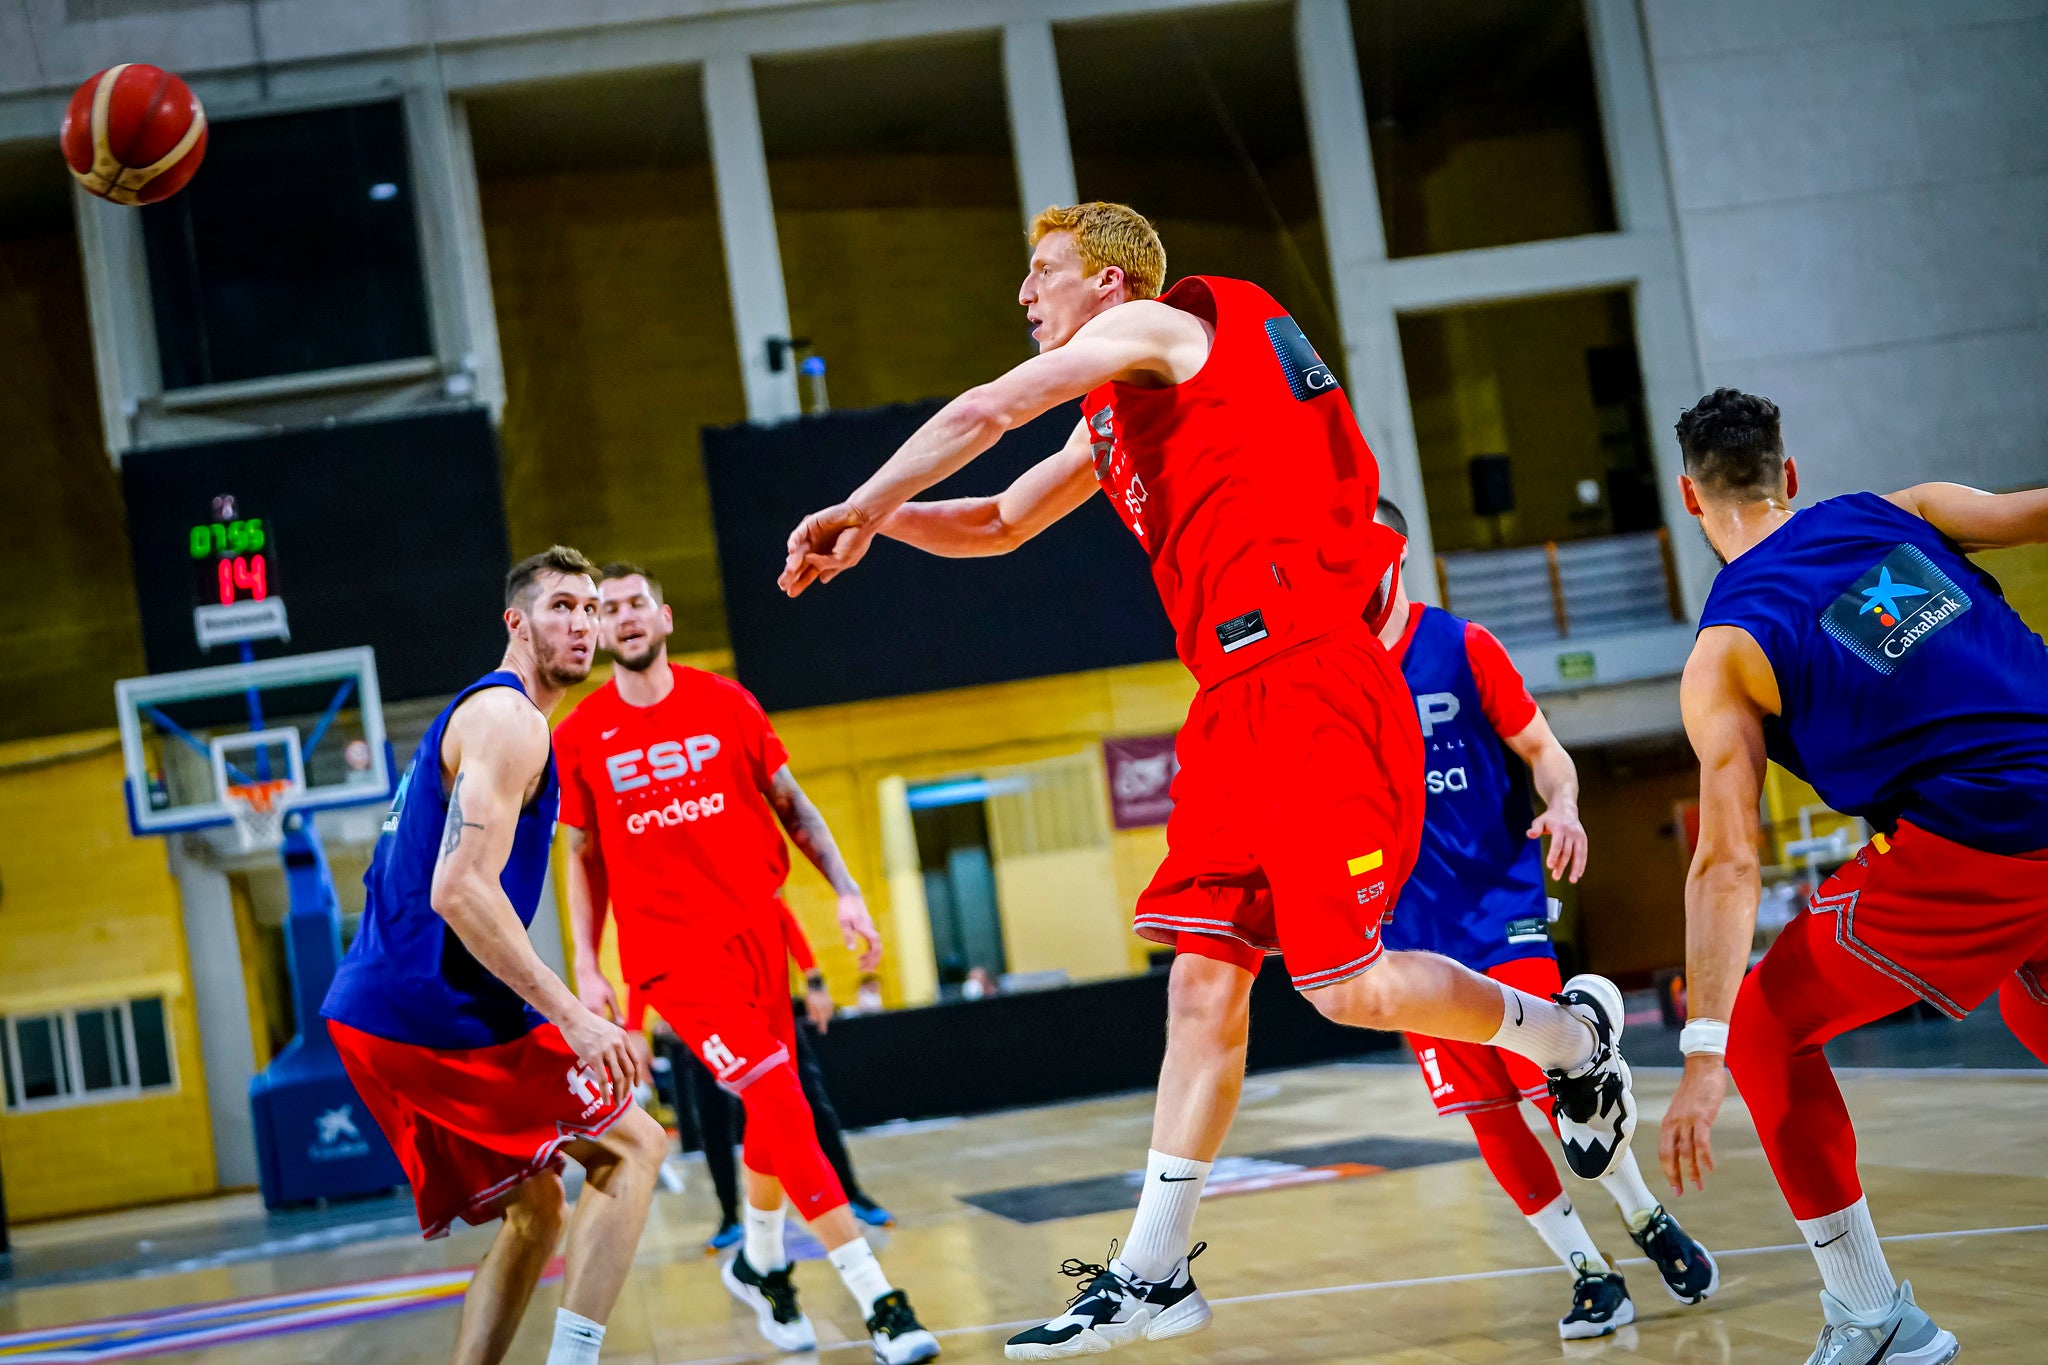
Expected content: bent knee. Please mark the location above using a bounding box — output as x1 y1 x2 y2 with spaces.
611 1103 671 1169
1167 955 1252 1037
1305 969 1399 1030
504 1170 568 1238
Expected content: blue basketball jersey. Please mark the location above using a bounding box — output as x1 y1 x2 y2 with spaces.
323 671 560 1049
1382 606 1552 971
1698 492 2048 855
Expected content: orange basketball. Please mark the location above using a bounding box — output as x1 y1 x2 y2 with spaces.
61 64 208 206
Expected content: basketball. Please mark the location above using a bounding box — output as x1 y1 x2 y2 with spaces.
60 64 207 206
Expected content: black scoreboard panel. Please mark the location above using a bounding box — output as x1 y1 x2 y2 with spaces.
122 407 511 700
702 400 1177 714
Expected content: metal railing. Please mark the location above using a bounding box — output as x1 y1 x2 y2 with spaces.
1435 528 1685 646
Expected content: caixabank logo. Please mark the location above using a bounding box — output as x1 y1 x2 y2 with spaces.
1820 543 1972 676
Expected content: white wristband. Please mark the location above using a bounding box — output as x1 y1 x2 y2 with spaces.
1679 1018 1729 1057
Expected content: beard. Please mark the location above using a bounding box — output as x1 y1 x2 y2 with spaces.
610 636 664 672
1699 523 1728 568
533 635 594 689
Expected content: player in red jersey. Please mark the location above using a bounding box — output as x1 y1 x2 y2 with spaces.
555 565 939 1364
780 201 1641 1358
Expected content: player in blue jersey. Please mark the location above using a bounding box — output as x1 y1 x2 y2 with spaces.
1372 499 1717 1339
323 546 668 1365
1656 390 2048 1365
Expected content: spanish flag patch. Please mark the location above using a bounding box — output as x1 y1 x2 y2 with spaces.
1347 850 1384 876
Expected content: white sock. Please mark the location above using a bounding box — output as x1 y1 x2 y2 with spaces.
1115 1149 1212 1282
1486 982 1596 1072
828 1235 895 1315
545 1307 605 1365
743 1202 787 1272
1796 1196 1897 1317
1600 1152 1662 1232
1525 1191 1608 1275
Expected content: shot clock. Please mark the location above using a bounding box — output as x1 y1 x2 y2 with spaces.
189 495 289 650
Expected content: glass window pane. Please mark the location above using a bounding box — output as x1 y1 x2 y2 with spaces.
1058 3 1342 375
1350 0 1616 258
15 1015 66 1102
130 998 174 1090
76 1007 119 1092
759 34 1026 410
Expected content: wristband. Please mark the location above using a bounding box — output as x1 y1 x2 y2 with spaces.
1679 1018 1729 1057
805 971 826 992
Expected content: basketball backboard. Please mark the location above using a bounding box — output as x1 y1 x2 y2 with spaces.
114 647 392 839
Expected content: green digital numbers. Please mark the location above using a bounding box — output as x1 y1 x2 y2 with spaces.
190 526 211 558
188 518 267 557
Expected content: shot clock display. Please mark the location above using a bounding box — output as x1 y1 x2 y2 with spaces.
189 513 273 606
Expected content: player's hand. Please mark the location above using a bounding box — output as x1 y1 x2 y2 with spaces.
1529 805 1589 883
804 985 835 1034
779 502 877 597
837 892 884 972
572 958 621 1021
560 1006 644 1098
1658 1054 1727 1197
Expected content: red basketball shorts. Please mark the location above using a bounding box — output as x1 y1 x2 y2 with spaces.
1135 620 1426 991
1771 820 2048 1021
329 1019 633 1239
1404 956 1561 1116
638 921 797 1097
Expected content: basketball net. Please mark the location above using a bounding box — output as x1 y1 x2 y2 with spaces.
225 778 295 853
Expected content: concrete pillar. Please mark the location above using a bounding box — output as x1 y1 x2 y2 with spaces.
1001 21 1078 229
168 838 260 1188
703 53 801 424
1294 0 1437 599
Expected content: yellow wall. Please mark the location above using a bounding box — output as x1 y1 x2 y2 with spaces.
0 733 215 1221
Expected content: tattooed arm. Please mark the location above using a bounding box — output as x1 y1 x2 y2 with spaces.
765 764 883 971
431 687 641 1093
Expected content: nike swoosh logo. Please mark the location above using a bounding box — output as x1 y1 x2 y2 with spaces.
602 728 620 739
1159 1173 1200 1183
1514 995 1525 1027
1813 1231 1848 1248
1874 1322 1902 1355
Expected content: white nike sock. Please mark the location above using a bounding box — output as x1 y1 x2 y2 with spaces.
1599 1152 1662 1232
1115 1149 1212 1282
1486 982 1597 1073
1526 1191 1608 1275
1796 1196 1897 1318
743 1202 787 1272
828 1235 895 1315
545 1307 605 1365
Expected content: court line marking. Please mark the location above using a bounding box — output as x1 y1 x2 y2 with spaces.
668 1221 2048 1365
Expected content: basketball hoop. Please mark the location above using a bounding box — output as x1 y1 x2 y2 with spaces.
225 778 295 853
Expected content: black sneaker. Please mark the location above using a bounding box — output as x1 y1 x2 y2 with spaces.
867 1288 940 1363
1560 1255 1635 1340
1630 1205 1719 1304
720 1250 816 1352
1004 1242 1211 1360
1546 974 1639 1179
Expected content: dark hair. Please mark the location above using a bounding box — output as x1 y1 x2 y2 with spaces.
1675 388 1786 498
1374 496 1409 540
600 561 664 605
505 544 597 609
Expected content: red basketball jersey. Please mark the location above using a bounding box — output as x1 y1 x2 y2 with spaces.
1084 276 1401 687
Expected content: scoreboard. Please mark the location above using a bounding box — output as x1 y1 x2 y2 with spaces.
123 407 513 701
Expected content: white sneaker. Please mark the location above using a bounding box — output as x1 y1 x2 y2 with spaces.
720 1251 817 1353
1806 1281 1959 1365
1546 974 1638 1179
1004 1243 1210 1360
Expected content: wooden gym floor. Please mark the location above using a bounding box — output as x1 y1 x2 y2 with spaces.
2 1061 2043 1363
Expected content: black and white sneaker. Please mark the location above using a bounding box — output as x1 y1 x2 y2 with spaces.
1546 973 1638 1180
1560 1255 1635 1340
1004 1243 1211 1360
720 1251 817 1353
866 1288 940 1364
1630 1204 1719 1303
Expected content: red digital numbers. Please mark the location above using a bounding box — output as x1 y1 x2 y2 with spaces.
216 553 268 605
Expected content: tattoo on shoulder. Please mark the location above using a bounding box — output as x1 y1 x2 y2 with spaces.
441 773 487 857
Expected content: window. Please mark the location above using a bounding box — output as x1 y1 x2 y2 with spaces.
2 998 177 1111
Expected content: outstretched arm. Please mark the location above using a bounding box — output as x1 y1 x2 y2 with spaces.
1501 709 1587 884
1886 482 2048 552
879 423 1099 558
1659 625 1777 1197
765 764 883 972
779 305 1185 596
431 691 641 1094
